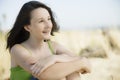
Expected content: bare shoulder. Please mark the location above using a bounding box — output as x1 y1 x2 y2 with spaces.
10 44 23 56
50 41 74 56
50 40 65 50
49 40 64 54
10 44 29 56
50 40 59 47
50 40 65 47
10 44 35 65
11 44 24 53
50 40 77 56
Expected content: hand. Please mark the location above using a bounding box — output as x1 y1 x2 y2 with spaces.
30 55 56 76
78 57 91 74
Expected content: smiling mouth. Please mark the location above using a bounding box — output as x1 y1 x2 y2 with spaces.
42 31 50 34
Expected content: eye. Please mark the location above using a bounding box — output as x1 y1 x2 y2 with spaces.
38 20 44 23
48 17 51 20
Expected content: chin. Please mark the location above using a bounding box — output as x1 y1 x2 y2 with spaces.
43 35 51 40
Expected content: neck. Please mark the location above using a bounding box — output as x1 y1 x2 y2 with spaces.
26 36 45 49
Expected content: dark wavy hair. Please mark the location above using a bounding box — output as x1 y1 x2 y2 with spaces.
6 1 59 50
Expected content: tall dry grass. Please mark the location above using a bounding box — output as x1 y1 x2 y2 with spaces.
0 32 10 80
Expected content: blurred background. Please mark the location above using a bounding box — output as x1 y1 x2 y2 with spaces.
0 0 120 80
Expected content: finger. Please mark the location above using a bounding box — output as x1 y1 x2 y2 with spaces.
30 63 37 71
36 65 44 75
34 64 43 75
35 67 42 76
32 63 41 74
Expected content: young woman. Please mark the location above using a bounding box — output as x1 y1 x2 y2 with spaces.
6 1 91 80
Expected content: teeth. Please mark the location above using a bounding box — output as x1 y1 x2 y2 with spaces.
43 32 47 33
43 31 48 33
43 31 49 33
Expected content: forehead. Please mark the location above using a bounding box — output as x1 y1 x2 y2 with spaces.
30 8 50 19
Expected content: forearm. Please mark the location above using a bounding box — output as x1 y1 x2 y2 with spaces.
38 59 83 80
66 72 80 80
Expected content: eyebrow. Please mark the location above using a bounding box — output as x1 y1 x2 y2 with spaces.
36 16 51 21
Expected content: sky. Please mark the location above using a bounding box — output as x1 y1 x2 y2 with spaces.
0 0 120 31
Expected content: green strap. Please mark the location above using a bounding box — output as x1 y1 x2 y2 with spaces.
47 40 55 54
20 41 54 55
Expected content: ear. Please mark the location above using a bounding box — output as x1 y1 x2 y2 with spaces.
24 25 31 32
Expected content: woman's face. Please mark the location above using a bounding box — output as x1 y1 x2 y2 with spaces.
27 8 53 40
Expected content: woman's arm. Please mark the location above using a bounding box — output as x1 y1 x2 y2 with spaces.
37 58 90 80
30 54 80 75
51 41 77 57
51 41 83 80
66 72 80 80
11 44 90 80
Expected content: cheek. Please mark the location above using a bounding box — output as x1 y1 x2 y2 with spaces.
50 22 53 28
31 27 43 35
32 24 44 31
49 23 53 31
35 28 43 34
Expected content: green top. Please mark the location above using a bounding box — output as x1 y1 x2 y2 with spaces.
10 66 32 80
10 40 54 80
